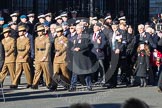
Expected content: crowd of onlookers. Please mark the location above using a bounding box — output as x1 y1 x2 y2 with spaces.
0 9 162 93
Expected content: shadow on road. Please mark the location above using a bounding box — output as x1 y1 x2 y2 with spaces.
0 90 98 102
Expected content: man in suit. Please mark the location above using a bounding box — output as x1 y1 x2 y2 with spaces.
90 22 107 85
0 27 15 85
31 25 54 90
10 25 32 89
105 21 125 88
48 24 57 63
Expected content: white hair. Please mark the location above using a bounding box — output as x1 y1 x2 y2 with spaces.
138 24 144 29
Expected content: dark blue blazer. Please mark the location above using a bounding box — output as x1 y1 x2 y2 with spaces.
90 31 107 60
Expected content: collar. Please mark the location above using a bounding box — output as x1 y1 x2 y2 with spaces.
25 32 28 37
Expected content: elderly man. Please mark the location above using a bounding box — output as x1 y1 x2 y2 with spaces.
69 24 98 91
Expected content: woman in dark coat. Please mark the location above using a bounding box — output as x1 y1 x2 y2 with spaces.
135 42 150 87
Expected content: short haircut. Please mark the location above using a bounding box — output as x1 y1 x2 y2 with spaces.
138 24 145 29
121 98 149 108
69 103 93 108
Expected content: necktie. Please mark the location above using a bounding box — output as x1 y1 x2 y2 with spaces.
93 33 96 41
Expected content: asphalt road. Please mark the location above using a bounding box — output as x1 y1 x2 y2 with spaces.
0 76 162 108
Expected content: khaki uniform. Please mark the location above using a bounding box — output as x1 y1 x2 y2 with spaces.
12 37 32 85
0 37 15 83
54 35 70 81
32 35 52 86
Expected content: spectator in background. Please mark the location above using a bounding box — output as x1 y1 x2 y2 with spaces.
121 98 149 108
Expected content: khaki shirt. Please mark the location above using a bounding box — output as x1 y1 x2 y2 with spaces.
54 35 67 63
16 37 30 62
2 37 15 63
35 35 51 62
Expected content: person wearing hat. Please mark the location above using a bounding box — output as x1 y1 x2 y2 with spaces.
18 15 29 29
60 12 68 23
10 25 32 89
32 25 55 90
104 21 124 88
90 22 107 86
10 11 19 24
71 10 77 20
8 21 18 39
53 26 70 89
45 12 53 27
67 23 77 76
135 41 150 87
0 27 16 85
68 11 78 26
0 17 4 27
55 16 62 26
104 15 112 27
62 22 70 37
118 16 127 25
27 11 35 35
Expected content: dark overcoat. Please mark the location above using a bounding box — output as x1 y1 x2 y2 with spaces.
72 33 99 75
135 50 150 77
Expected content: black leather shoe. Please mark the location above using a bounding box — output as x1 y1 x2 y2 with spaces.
47 85 57 91
26 84 32 88
31 85 38 89
10 85 18 89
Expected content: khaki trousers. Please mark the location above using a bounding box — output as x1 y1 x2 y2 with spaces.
12 62 32 85
54 63 70 81
0 63 15 83
32 62 51 86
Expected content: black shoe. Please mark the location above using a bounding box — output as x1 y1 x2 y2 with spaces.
31 85 38 89
26 84 32 88
68 87 76 92
47 85 57 91
10 85 18 89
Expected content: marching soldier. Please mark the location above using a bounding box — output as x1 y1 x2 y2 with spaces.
0 27 15 85
10 25 32 89
31 25 54 90
53 26 70 88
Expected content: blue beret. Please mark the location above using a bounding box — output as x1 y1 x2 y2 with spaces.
3 24 9 28
0 17 4 21
20 15 27 19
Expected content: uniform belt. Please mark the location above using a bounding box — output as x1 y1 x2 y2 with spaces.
18 49 25 51
55 50 60 52
37 48 45 51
